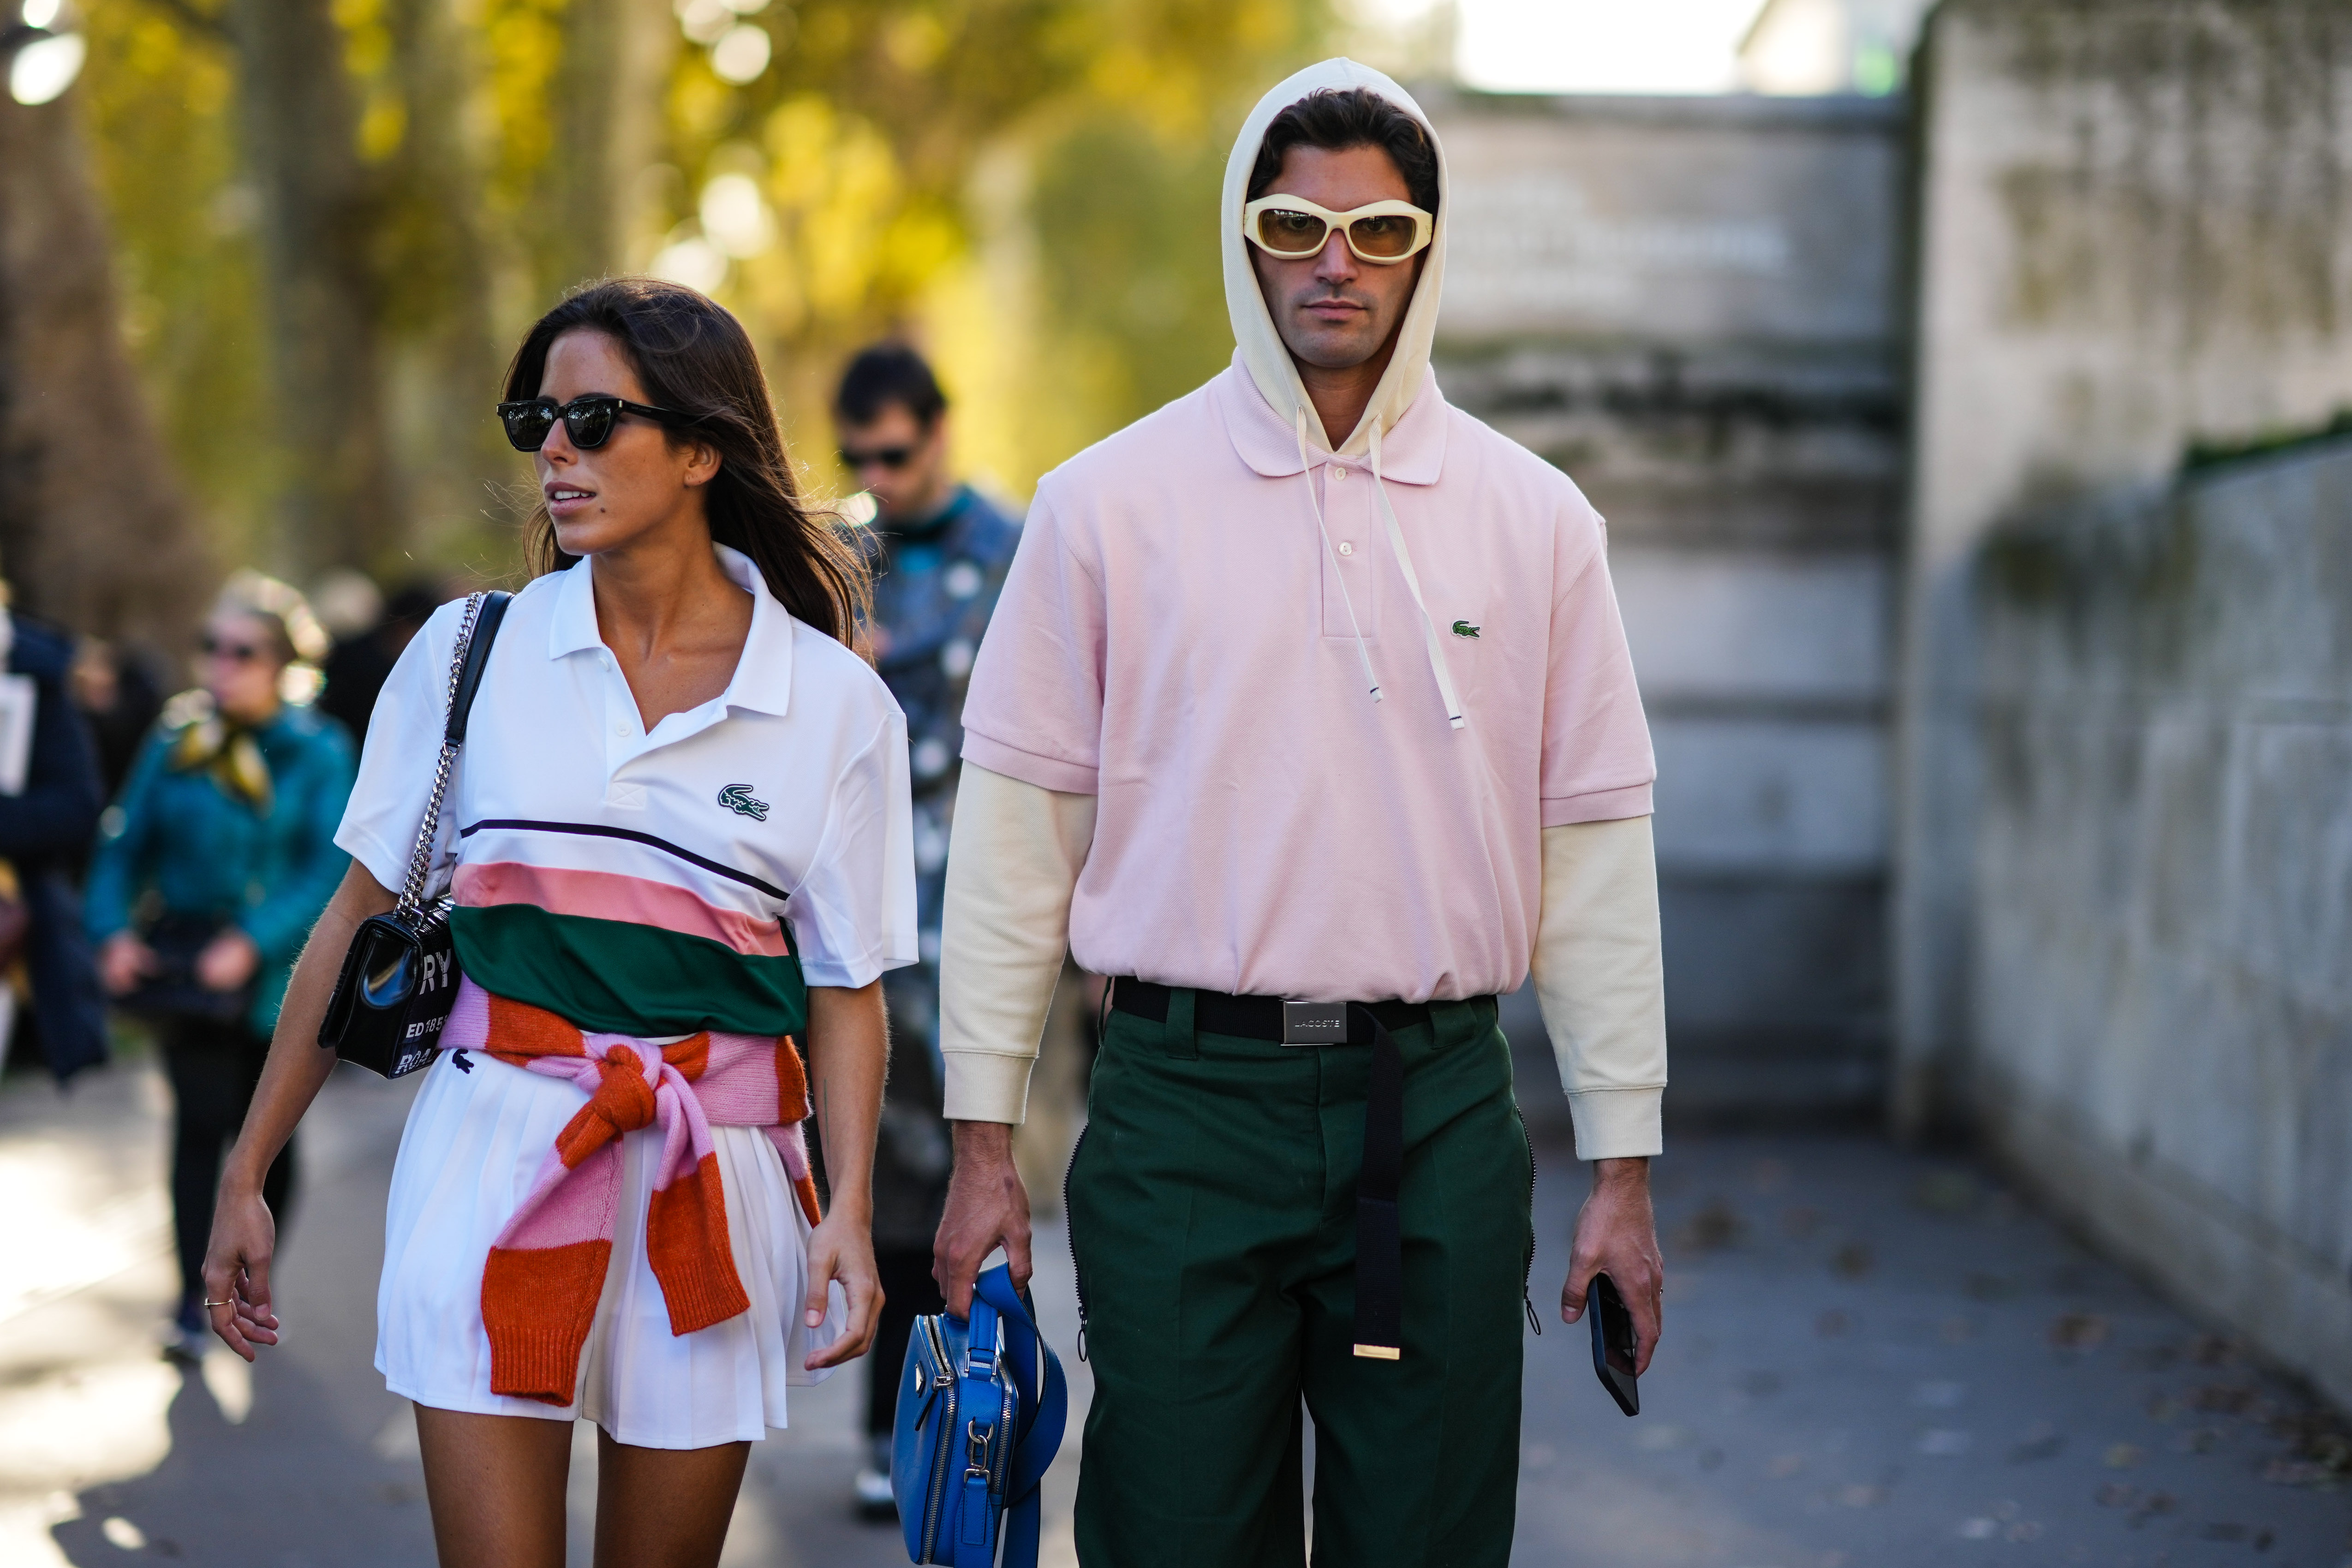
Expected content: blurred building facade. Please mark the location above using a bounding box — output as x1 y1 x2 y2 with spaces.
1438 0 2352 1409
1899 0 2352 1410
1429 88 1907 1125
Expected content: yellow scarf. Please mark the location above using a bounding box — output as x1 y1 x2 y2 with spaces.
161 690 272 814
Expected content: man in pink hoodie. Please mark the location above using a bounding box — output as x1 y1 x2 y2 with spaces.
934 59 1669 1565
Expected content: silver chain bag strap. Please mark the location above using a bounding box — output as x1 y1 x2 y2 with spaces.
317 590 511 1077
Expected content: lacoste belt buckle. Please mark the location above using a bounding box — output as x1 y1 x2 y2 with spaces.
1281 1001 1348 1047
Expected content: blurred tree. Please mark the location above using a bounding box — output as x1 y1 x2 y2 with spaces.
66 0 1333 586
0 90 209 641
223 0 403 576
635 0 1331 493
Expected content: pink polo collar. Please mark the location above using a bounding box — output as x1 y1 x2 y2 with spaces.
1211 353 1450 485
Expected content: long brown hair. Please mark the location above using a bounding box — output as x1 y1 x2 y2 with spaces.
504 278 872 653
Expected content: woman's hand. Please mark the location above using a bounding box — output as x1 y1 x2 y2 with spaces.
197 929 261 993
202 1180 283 1361
801 1211 883 1371
196 861 399 1359
800 978 889 1371
97 932 153 996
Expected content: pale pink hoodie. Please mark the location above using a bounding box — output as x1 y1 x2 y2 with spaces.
955 59 1657 1009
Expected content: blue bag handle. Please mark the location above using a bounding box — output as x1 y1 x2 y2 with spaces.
962 1264 1068 1568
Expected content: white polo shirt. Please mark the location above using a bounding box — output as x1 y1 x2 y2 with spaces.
336 545 916 1031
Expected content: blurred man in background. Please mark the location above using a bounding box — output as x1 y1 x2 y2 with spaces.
831 342 1022 1516
316 577 442 741
70 638 166 804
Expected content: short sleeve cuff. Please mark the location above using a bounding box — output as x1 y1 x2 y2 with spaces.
333 825 408 899
1566 1086 1663 1160
961 730 1098 796
798 952 914 990
943 1049 1035 1124
1542 782 1653 828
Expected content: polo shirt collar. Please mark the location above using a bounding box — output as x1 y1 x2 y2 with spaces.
1211 352 1449 486
544 543 796 718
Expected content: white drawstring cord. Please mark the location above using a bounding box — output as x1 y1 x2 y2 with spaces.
1369 423 1467 729
1296 406 1382 705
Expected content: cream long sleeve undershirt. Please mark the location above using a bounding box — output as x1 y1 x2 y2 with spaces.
938 763 1667 1158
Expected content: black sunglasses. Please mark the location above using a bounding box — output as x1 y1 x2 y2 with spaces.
200 634 268 664
840 444 917 471
497 394 692 453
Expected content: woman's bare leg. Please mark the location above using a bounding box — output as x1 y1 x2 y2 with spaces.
415 1406 573 1568
592 1426 752 1568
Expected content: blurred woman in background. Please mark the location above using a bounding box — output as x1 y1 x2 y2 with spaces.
85 573 354 1359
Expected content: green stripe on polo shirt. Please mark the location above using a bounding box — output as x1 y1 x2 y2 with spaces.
451 903 809 1039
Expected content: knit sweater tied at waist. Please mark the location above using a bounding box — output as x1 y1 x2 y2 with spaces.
440 977 824 1406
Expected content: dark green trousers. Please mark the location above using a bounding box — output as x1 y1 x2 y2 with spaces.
1068 990 1533 1568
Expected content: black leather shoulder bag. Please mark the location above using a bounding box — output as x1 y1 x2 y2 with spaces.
318 589 511 1077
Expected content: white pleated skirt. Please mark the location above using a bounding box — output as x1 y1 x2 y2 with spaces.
376 1044 843 1449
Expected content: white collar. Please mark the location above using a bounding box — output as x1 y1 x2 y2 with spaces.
545 543 795 718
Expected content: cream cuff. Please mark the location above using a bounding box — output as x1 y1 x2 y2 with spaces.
1566 1088 1665 1162
937 763 1096 1124
1533 817 1669 1160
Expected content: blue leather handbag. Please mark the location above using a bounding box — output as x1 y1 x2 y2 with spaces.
891 1264 1067 1568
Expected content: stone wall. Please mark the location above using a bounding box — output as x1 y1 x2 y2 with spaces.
1430 89 1907 1121
1895 0 2352 1130
1973 438 2352 1412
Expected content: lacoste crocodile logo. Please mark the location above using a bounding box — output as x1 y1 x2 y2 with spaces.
1451 620 1481 638
716 783 769 821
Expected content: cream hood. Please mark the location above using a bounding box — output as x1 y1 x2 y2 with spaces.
1220 57 1448 457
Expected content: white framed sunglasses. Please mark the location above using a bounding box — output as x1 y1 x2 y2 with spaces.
1242 194 1433 264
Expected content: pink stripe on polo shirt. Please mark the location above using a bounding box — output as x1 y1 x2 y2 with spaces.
452 862 794 957
959 358 1655 1006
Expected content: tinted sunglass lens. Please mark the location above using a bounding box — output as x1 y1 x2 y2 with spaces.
842 446 914 470
1348 214 1417 259
1255 208 1330 255
501 404 556 451
566 399 619 449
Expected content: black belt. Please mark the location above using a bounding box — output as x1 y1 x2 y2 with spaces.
1109 978 1429 1361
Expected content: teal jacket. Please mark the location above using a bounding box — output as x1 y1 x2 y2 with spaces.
85 700 356 1034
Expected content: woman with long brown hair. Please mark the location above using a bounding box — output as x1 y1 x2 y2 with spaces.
200 279 910 1567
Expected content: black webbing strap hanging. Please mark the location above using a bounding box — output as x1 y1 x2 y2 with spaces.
1349 1003 1405 1361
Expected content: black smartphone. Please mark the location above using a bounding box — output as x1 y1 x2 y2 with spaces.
1587 1272 1640 1417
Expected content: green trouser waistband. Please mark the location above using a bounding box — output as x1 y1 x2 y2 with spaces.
1069 988 1531 1568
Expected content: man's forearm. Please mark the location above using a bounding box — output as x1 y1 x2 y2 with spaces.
938 763 1096 1123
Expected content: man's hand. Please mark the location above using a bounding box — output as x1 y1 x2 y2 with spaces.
932 1120 1032 1316
1561 1156 1664 1375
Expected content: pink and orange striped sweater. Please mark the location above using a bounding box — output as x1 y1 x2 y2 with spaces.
440 978 824 1405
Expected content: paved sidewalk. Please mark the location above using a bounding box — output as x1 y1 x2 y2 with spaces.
1 1048 2344 1567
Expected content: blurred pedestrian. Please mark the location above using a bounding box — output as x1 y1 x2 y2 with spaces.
69 637 166 803
201 280 905 1568
317 577 442 740
0 590 109 1081
831 341 1021 1516
933 64 1670 1565
86 572 354 1360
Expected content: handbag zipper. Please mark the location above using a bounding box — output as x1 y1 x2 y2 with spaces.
919 1318 958 1559
992 1373 1019 1497
1063 1125 1089 1360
